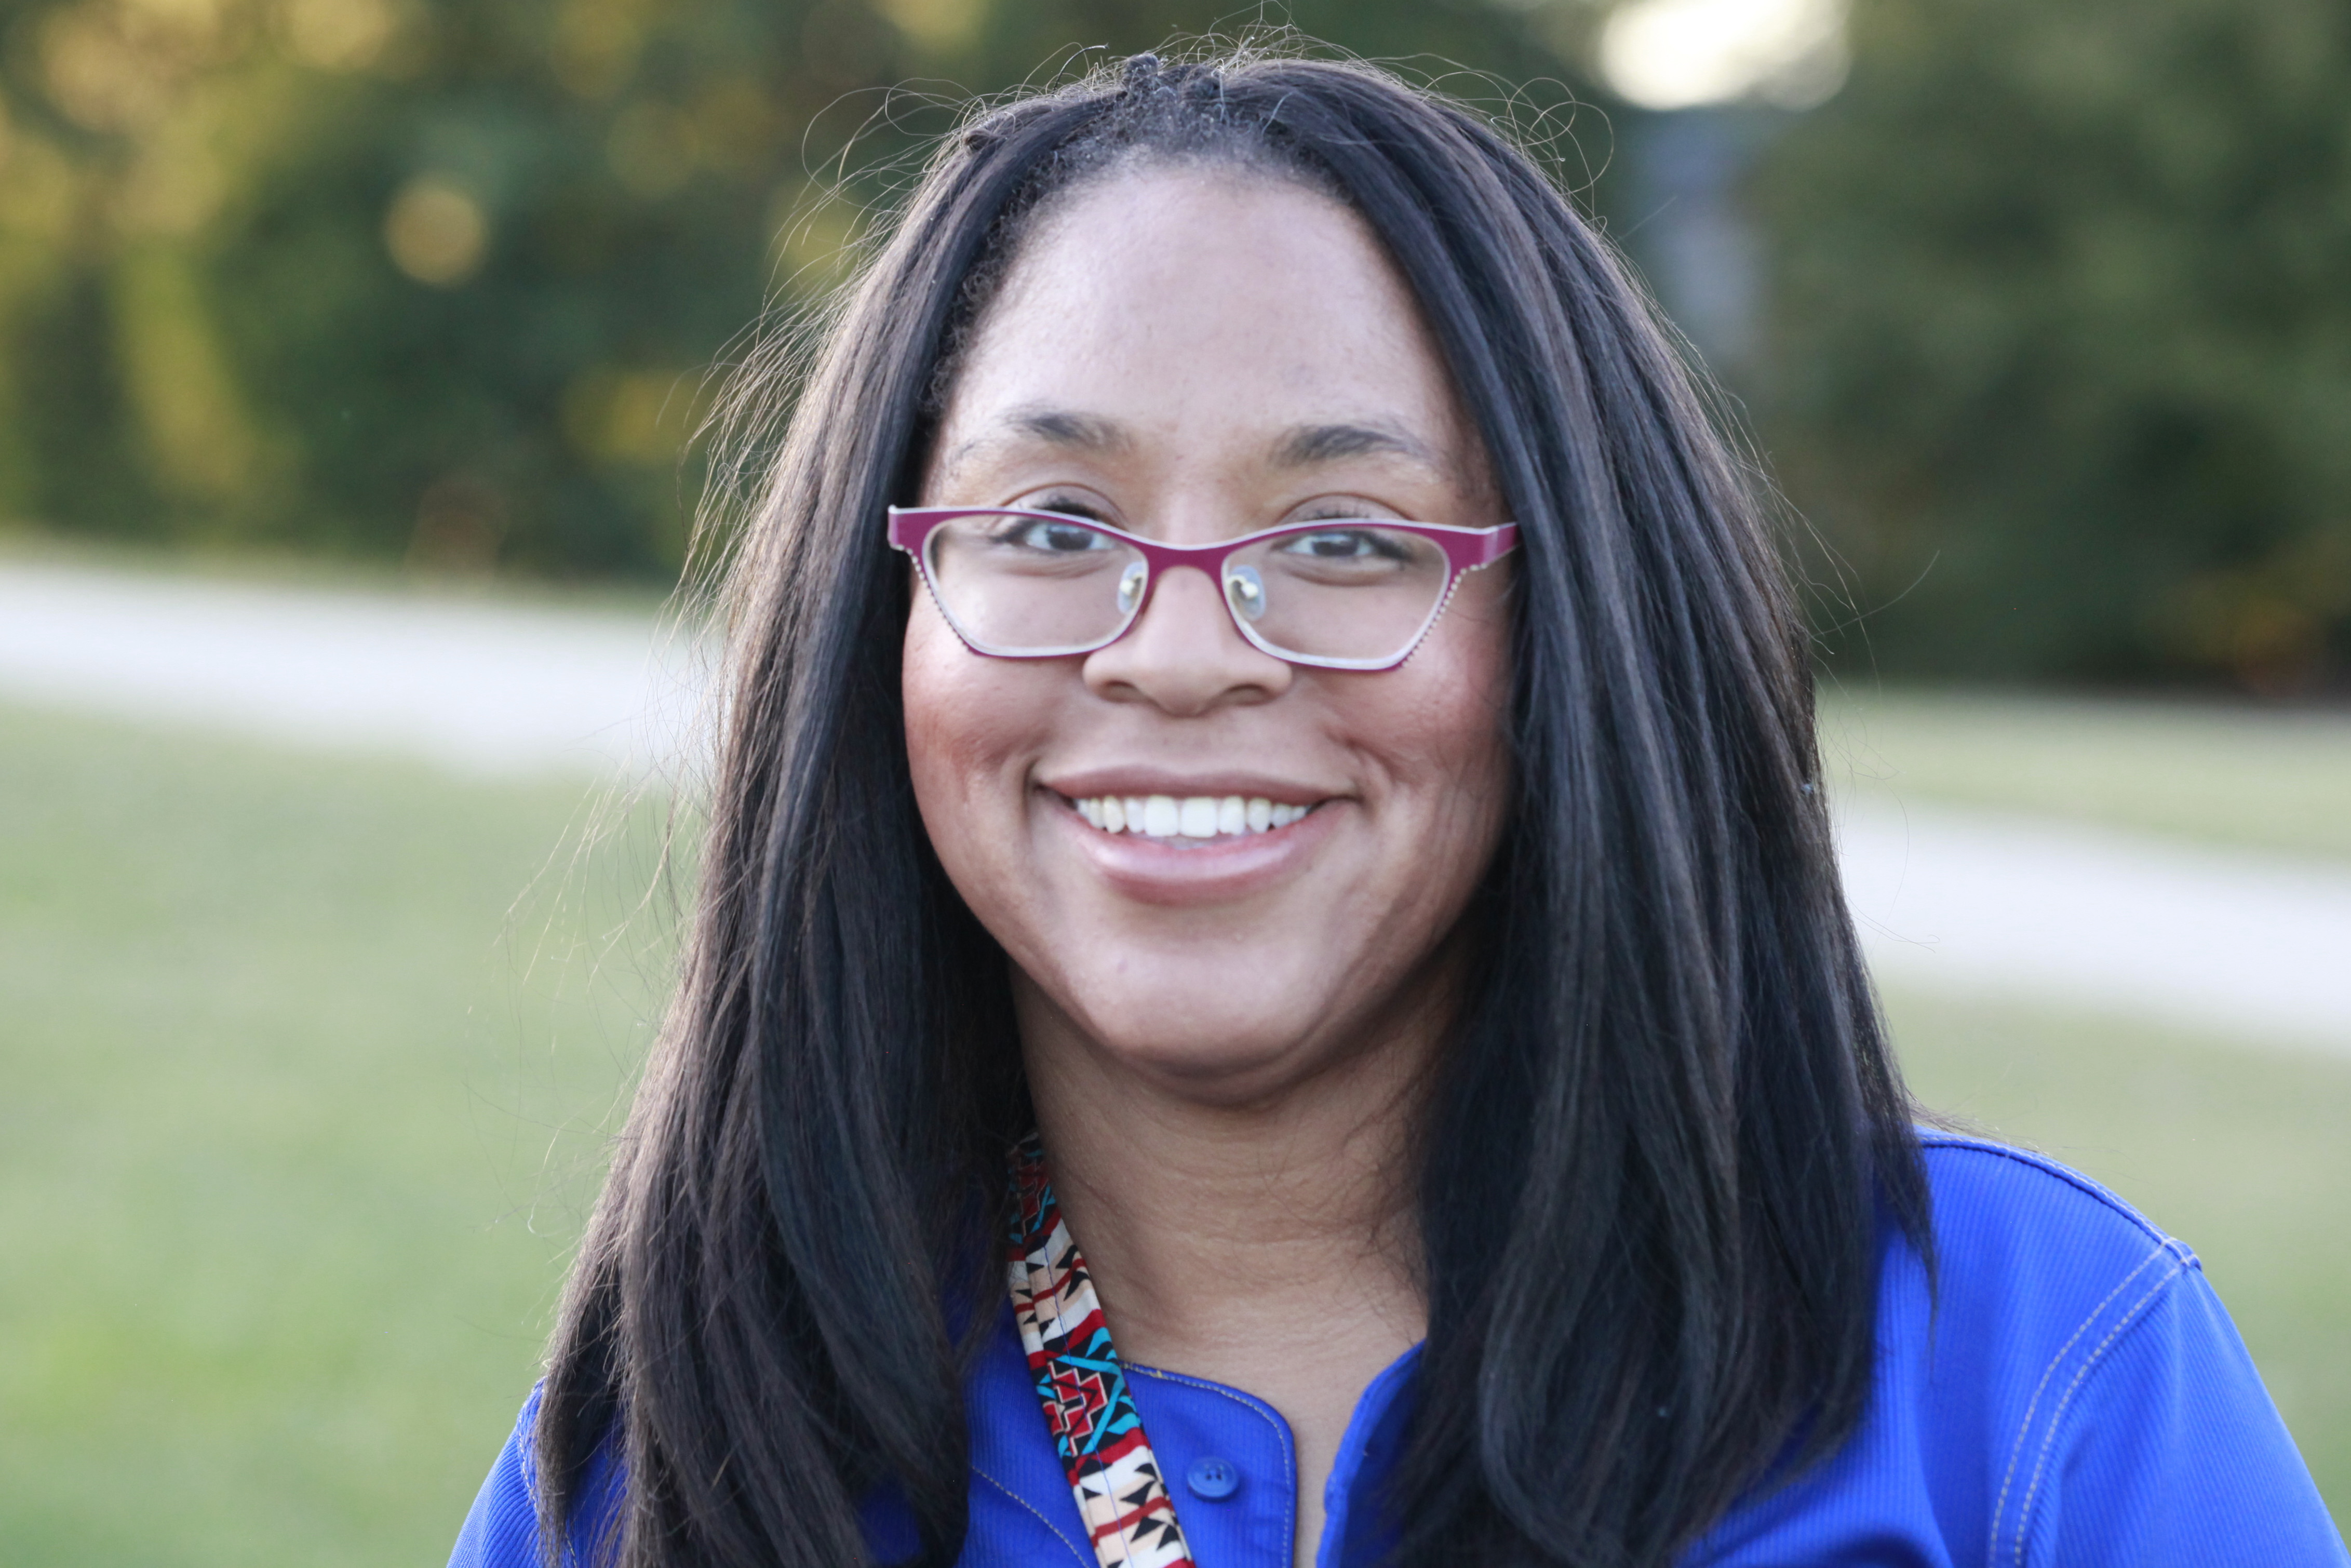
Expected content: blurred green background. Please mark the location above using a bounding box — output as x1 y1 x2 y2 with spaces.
0 0 1586 577
3 0 2347 1559
3 0 2345 684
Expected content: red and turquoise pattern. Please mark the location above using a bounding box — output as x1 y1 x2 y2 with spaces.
1008 1135 1198 1568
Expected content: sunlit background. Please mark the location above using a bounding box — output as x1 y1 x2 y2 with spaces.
2 0 2346 1560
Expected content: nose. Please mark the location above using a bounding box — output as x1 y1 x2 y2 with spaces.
1082 564 1292 715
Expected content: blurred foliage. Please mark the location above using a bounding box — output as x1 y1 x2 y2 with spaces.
14 0 2346 683
1752 0 2351 691
0 0 1594 580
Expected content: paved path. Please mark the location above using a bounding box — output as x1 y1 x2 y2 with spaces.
5 558 2347 1052
0 560 706 778
1836 802 2351 1052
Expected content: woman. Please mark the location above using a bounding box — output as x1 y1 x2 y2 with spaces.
451 50 2343 1568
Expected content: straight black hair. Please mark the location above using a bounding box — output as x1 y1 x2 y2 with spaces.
538 46 1928 1568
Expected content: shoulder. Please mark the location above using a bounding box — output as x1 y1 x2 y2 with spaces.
1916 1130 2168 1235
448 1389 547 1568
1874 1133 2343 1566
447 1388 626 1568
1913 1129 2193 1303
1891 1130 2206 1442
1707 1133 2345 1565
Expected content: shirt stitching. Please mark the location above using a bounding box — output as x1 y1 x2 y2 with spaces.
1917 1135 2179 1253
1988 1236 2175 1555
973 1464 1093 1566
2009 1241 2192 1568
1127 1362 1300 1554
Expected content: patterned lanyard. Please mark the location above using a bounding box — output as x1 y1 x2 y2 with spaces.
1007 1134 1199 1568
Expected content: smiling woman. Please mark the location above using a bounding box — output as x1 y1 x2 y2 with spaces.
445 46 2344 1568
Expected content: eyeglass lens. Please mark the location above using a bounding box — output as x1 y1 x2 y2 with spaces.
921 514 1453 663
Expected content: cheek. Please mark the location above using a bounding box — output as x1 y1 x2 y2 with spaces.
902 591 1055 861
1375 584 1514 834
904 601 1002 804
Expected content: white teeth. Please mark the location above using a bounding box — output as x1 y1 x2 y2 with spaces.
1068 793 1318 839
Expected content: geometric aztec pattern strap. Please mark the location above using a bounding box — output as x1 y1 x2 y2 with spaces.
1007 1134 1198 1568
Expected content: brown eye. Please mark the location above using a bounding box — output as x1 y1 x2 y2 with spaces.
1279 528 1414 562
1002 519 1114 554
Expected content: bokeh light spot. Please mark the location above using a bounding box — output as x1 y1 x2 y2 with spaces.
280 0 396 71
383 177 488 286
1599 0 1848 111
562 367 689 466
872 0 987 55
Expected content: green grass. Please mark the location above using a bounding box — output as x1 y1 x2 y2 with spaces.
2 693 2343 1558
1889 988 2351 1519
1821 687 2351 862
0 703 667 1566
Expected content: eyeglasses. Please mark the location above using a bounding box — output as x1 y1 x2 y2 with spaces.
887 507 1518 671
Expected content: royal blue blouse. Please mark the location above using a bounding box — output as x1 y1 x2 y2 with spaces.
450 1134 2348 1566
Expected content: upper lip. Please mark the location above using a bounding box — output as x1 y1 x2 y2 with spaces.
1039 768 1340 806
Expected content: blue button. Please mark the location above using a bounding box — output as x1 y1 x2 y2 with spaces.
1185 1456 1240 1501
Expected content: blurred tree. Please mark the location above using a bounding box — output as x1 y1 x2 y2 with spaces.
0 0 1596 580
1752 0 2351 690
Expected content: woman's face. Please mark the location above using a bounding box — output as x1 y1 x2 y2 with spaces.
905 166 1513 1105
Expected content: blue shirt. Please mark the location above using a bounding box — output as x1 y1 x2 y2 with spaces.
451 1134 2348 1566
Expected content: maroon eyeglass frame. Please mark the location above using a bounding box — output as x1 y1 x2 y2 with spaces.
886 506 1520 672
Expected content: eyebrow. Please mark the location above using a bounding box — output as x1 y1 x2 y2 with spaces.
934 406 1132 483
989 406 1134 454
1015 408 1130 450
1271 422 1441 471
937 408 1445 481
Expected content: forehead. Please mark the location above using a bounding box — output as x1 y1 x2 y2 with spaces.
935 167 1471 472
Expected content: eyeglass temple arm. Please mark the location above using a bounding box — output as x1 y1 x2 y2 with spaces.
1466 524 1520 567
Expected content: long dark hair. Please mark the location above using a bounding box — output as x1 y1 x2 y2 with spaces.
538 46 1929 1568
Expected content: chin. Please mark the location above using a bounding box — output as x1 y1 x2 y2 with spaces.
1067 990 1363 1098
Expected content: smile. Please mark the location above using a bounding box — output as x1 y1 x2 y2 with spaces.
1066 793 1319 841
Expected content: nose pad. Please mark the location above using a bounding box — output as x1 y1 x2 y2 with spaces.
1224 564 1266 623
1117 558 1147 617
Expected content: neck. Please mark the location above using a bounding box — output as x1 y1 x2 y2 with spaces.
1013 970 1456 1568
1014 977 1437 1402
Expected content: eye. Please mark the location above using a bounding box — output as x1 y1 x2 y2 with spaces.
1277 526 1415 562
999 516 1114 554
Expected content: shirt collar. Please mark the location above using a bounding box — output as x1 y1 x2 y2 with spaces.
964 1298 1423 1568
